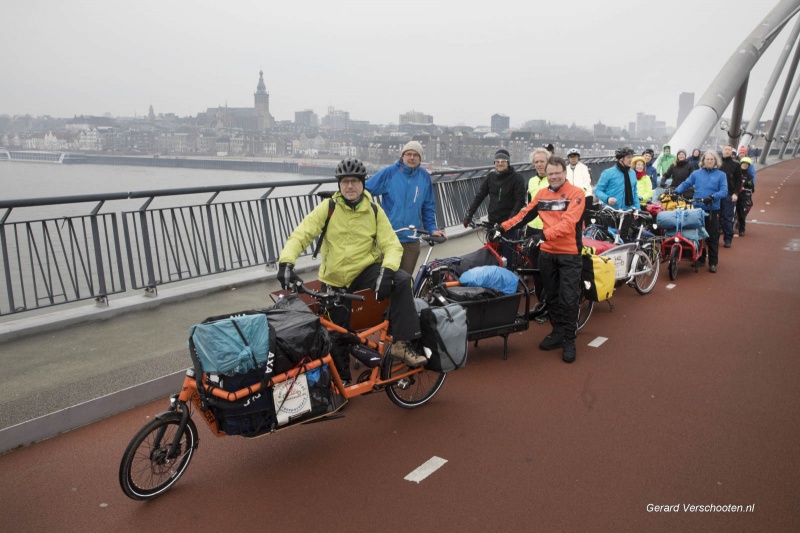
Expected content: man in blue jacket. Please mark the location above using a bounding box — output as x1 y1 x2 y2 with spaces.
366 141 446 274
674 151 728 273
594 147 639 211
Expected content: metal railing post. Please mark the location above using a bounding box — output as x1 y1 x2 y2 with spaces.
89 201 108 299
138 198 158 289
0 210 15 314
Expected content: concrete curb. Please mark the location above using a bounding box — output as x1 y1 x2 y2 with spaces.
0 370 185 455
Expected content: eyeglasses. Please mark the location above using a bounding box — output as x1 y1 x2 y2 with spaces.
403 152 420 158
547 170 565 176
340 178 362 186
494 159 508 164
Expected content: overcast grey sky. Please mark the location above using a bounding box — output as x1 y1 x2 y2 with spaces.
1 0 795 129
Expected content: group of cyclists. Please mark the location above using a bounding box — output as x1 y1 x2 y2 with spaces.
276 140 757 374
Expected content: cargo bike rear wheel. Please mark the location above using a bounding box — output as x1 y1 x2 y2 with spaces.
380 348 446 409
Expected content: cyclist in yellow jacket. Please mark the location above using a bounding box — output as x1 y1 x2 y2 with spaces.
278 158 427 381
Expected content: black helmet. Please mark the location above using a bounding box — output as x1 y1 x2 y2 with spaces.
567 148 580 157
615 147 634 160
334 158 367 180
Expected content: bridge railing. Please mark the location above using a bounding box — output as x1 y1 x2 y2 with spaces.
0 158 612 316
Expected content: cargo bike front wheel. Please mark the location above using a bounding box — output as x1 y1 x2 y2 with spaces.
119 412 198 501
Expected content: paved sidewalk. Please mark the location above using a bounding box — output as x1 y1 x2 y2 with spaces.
0 229 485 431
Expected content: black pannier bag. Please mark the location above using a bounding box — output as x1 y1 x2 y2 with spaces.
413 298 468 372
212 371 277 437
258 295 332 375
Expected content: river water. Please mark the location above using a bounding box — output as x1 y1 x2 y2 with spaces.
0 162 331 221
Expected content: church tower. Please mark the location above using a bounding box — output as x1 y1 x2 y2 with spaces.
254 70 275 130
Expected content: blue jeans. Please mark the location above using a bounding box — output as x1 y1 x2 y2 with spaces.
720 195 736 242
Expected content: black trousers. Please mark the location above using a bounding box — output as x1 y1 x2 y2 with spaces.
735 192 752 231
702 209 720 266
538 251 582 343
323 264 420 380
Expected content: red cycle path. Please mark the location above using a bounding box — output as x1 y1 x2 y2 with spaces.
1 161 799 532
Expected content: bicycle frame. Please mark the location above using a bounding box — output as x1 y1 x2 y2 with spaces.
594 208 657 284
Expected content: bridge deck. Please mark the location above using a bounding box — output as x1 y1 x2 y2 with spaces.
0 160 798 531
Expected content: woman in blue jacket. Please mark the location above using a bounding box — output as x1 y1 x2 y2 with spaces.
674 151 728 273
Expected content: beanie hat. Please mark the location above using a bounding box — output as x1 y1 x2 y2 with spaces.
401 141 424 159
631 156 647 168
494 149 510 161
677 149 687 157
740 157 752 166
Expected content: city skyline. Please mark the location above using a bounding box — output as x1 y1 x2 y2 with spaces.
1 1 792 129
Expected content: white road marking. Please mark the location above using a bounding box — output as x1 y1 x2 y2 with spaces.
588 337 608 348
405 456 448 483
666 283 676 289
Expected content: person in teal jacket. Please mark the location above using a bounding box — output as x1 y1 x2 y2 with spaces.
594 147 640 211
674 151 728 273
366 141 445 274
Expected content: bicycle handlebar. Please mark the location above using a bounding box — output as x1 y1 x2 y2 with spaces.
290 281 366 302
588 204 653 222
394 225 447 245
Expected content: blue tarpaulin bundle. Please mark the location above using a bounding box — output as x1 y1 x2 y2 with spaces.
189 314 270 375
458 265 519 295
656 208 705 232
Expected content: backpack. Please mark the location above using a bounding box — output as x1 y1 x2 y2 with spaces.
313 198 378 259
581 254 615 302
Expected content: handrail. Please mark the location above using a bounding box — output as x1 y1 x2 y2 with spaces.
0 157 617 316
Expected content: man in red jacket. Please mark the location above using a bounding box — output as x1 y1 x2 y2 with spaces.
501 156 586 363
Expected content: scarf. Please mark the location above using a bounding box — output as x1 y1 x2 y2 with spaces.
635 170 647 180
617 161 635 207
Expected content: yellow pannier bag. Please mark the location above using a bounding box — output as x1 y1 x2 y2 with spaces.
581 254 615 302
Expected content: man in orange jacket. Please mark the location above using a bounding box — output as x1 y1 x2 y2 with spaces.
501 156 586 363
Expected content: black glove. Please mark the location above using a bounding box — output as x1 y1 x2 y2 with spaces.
703 196 713 206
670 194 680 201
375 267 395 301
277 262 302 290
462 217 471 228
489 223 503 241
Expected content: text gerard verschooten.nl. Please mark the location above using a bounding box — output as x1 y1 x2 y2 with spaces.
647 503 755 513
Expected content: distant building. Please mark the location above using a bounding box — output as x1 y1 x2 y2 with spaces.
322 107 350 131
198 71 275 132
399 110 433 125
295 109 318 128
491 114 510 133
636 112 657 138
678 92 694 128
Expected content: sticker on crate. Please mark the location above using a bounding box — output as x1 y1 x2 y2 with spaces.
272 374 312 426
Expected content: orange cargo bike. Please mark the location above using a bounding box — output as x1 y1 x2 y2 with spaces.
118 282 446 501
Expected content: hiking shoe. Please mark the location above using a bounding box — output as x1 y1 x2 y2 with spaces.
562 342 576 363
539 331 565 351
391 340 427 367
739 230 745 237
724 241 731 248
709 264 717 273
